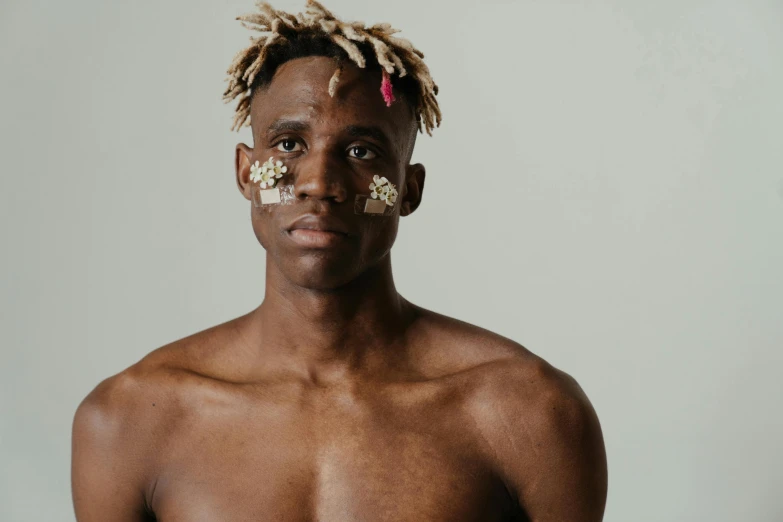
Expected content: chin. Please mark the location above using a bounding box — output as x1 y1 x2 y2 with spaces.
277 254 365 291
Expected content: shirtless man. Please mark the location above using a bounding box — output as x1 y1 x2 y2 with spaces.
71 2 607 520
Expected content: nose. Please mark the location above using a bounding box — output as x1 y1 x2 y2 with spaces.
293 148 349 203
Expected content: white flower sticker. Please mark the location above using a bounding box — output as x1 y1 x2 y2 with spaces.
270 158 288 178
259 170 277 189
383 186 398 206
368 175 397 206
251 157 288 189
249 161 264 183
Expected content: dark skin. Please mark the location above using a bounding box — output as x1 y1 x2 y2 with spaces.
72 56 608 521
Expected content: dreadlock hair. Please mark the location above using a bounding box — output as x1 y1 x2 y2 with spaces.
223 0 441 136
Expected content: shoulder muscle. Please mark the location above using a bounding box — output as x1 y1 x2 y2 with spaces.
471 356 608 521
71 371 158 521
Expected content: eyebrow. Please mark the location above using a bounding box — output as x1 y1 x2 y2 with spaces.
267 119 309 135
345 125 391 147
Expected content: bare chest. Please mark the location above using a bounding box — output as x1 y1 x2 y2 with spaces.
149 381 512 522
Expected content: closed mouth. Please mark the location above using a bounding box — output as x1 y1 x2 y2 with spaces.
285 214 354 248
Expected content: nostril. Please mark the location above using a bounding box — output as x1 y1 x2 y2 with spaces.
292 169 349 203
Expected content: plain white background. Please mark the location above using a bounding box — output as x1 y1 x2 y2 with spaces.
1 0 782 520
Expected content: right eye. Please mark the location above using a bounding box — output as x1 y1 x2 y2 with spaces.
276 139 302 152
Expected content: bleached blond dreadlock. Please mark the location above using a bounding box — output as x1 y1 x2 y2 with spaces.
223 0 441 135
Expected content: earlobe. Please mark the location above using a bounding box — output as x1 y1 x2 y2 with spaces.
400 163 426 217
235 143 254 200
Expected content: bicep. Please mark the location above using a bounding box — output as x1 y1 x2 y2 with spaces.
511 389 608 522
71 394 150 522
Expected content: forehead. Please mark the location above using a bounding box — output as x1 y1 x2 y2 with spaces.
250 56 414 153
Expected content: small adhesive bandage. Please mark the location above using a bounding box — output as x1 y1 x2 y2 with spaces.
252 184 295 208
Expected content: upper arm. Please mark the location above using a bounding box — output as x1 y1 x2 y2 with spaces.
516 379 607 521
71 376 153 522
480 361 608 522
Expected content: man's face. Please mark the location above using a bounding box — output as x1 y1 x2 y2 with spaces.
235 56 424 290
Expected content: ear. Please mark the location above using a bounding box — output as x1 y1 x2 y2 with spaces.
235 143 254 201
400 163 425 217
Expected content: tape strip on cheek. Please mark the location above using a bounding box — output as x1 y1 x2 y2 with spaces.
252 184 295 209
354 194 397 216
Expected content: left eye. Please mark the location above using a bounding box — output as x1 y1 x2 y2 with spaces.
277 139 301 152
348 146 376 160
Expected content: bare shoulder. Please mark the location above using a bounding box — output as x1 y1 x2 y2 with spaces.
410 303 589 392
72 315 252 494
410 305 608 520
409 305 569 386
72 362 169 489
71 352 173 519
462 345 604 474
472 355 607 521
409 305 598 429
75 312 254 421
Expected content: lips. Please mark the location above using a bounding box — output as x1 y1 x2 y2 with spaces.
286 214 353 248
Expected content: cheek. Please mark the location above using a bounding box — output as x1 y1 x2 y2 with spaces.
250 208 279 251
359 216 400 260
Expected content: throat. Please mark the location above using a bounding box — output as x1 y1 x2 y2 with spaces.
245 279 416 377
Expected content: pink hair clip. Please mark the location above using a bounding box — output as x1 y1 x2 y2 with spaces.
381 69 395 107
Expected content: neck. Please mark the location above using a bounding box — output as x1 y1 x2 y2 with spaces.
248 254 413 376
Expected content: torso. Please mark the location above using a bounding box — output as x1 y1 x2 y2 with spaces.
101 308 554 522
149 369 516 521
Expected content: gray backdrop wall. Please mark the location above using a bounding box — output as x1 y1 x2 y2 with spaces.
1 0 781 520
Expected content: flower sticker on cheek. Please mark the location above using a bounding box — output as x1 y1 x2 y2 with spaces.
250 157 287 188
370 175 398 206
356 175 398 216
250 157 294 208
